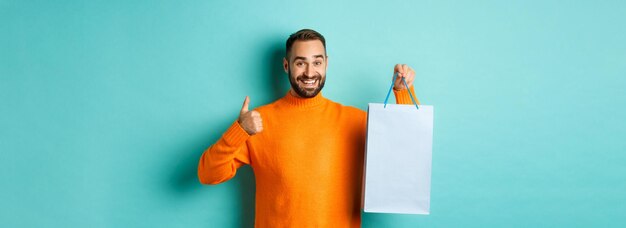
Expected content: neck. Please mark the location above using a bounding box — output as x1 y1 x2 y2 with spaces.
289 89 302 98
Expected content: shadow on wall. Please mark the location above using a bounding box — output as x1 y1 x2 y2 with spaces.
167 40 286 228
166 118 256 227
265 40 289 101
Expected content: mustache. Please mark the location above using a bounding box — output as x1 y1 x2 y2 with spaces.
296 74 322 80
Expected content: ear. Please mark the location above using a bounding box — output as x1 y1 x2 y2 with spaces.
325 55 329 70
283 57 289 73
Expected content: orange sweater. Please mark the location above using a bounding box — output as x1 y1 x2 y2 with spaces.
198 87 418 227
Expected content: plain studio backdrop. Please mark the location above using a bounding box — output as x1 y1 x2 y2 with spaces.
1 0 625 227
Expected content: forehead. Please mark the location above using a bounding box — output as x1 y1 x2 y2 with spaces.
290 40 325 58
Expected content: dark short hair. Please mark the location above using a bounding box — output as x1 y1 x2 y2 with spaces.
285 29 326 59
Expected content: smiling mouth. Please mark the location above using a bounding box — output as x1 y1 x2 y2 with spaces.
298 78 319 89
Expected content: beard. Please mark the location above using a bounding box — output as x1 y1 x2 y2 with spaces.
288 68 326 98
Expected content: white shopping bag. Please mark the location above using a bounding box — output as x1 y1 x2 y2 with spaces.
363 74 434 215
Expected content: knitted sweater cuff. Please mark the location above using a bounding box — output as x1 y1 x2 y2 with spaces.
393 86 420 105
222 121 251 147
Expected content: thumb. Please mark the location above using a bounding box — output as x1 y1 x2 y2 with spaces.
240 96 250 114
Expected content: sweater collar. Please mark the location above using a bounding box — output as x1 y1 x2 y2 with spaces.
280 90 328 109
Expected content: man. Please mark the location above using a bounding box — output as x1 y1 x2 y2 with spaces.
198 29 419 227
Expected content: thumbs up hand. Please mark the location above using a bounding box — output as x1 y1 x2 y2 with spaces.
238 96 264 135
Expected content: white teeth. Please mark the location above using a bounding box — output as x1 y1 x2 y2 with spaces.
302 79 316 85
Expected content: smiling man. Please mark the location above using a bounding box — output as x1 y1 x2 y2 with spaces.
198 29 419 227
286 36 327 98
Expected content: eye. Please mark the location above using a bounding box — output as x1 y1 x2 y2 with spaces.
295 62 304 67
314 61 322 66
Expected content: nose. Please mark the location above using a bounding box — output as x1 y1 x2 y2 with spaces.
304 65 315 77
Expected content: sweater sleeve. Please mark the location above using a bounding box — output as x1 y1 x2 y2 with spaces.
197 121 252 185
392 85 420 105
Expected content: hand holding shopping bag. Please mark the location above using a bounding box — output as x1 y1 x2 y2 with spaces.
363 73 434 215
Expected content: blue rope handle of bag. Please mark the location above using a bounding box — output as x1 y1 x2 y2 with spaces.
383 72 419 109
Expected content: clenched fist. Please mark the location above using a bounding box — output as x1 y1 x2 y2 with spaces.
238 96 263 135
393 64 415 90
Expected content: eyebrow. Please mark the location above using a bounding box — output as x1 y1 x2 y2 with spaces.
293 55 326 61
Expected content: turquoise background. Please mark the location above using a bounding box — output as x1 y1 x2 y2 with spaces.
2 0 625 227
